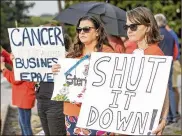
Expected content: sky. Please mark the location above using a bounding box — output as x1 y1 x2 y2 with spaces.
26 1 65 16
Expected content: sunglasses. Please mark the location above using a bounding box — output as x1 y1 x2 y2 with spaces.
123 24 141 31
76 26 95 33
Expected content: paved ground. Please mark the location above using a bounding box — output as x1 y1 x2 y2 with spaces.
1 74 12 134
1 73 40 135
2 106 42 135
163 75 181 135
1 74 12 105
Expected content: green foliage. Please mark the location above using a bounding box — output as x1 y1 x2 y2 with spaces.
29 16 47 27
1 0 35 51
1 0 34 27
64 0 181 42
28 16 56 27
52 94 70 101
114 0 181 36
64 25 76 40
1 0 180 51
173 130 182 135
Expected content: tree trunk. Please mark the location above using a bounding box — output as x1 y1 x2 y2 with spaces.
57 0 62 13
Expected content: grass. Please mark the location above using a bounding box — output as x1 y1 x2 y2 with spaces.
173 130 182 135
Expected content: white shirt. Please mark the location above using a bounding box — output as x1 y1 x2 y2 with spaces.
132 48 144 55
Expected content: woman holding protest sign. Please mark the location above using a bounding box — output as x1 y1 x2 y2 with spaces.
35 22 66 136
1 49 35 136
124 7 169 135
52 15 116 135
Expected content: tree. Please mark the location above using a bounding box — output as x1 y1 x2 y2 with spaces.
57 0 62 13
1 0 35 51
110 0 181 37
63 0 181 43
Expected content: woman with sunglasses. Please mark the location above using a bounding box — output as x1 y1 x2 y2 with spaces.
52 15 115 135
124 7 169 135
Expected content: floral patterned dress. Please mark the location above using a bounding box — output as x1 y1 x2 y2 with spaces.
65 62 114 135
65 115 115 136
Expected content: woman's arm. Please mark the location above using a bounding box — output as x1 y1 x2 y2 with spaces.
152 88 169 135
160 88 169 121
1 62 24 85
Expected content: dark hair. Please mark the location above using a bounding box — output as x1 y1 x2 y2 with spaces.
67 15 113 58
127 7 162 44
64 33 72 52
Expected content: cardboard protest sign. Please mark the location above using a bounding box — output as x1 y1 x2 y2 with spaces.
77 52 172 135
8 26 65 82
51 57 89 102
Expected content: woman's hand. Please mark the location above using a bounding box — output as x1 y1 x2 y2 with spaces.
10 53 15 61
152 120 166 135
51 64 61 74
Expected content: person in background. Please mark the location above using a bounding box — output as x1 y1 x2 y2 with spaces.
120 36 138 53
64 33 73 55
107 34 138 55
125 7 169 135
165 24 181 120
36 22 66 135
107 34 138 54
154 13 179 124
107 35 125 53
166 24 180 60
52 15 115 135
1 51 35 136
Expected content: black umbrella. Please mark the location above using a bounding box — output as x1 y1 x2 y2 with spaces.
54 1 126 36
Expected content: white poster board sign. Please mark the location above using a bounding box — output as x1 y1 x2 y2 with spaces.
52 57 89 102
77 52 172 135
8 26 65 82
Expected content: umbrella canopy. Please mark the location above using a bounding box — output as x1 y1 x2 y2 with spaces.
54 1 127 36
